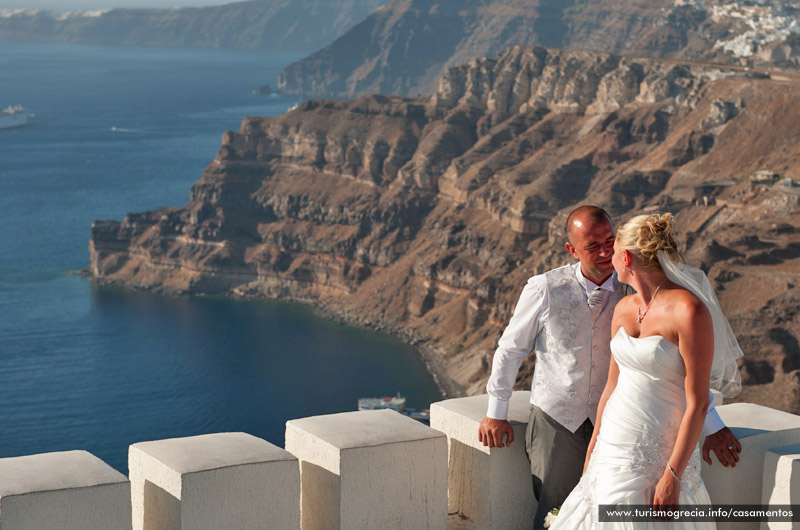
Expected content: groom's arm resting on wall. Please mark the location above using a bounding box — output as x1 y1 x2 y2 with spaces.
701 394 741 467
478 276 547 448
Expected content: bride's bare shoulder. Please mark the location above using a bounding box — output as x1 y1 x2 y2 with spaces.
665 287 711 324
665 285 703 306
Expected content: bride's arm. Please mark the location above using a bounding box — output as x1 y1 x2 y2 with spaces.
583 355 619 474
582 305 626 474
653 294 714 508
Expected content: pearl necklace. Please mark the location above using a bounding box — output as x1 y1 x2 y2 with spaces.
636 278 668 324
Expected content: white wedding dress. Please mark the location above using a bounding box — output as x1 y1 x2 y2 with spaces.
550 327 716 530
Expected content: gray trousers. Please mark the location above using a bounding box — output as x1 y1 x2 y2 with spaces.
525 405 594 530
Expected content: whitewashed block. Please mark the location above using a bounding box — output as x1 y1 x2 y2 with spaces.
761 443 800 530
285 409 448 530
702 403 800 530
129 432 299 530
430 391 534 530
0 450 130 530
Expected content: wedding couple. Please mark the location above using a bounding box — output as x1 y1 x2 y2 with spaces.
478 206 744 530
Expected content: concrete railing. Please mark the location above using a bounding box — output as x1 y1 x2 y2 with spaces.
429 392 535 530
1 394 799 529
129 432 300 530
0 450 129 530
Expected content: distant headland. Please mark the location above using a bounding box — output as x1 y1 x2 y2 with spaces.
0 1 387 53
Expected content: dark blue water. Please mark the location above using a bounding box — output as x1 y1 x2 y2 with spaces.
0 42 442 472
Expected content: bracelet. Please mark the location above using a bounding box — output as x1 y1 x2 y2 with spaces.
666 462 681 482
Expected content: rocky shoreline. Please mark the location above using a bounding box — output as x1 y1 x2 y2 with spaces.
292 297 467 399
83 266 467 400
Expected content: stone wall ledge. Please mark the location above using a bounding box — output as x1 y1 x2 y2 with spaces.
129 432 299 530
0 450 130 530
1 396 799 530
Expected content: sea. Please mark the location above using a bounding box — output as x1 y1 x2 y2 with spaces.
0 41 443 473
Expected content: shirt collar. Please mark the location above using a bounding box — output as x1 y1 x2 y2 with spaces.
573 262 616 294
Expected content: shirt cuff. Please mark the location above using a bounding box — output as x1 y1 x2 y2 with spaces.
703 406 725 437
486 396 509 420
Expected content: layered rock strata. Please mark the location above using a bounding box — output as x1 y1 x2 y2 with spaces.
90 46 800 411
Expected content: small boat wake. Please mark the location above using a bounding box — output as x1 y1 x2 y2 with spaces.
110 126 146 133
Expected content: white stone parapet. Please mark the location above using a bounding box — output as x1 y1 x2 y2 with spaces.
430 391 535 530
129 432 299 530
702 403 800 530
0 450 130 530
762 443 800 530
5 398 800 529
285 409 448 530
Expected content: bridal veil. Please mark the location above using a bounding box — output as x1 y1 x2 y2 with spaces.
657 250 743 398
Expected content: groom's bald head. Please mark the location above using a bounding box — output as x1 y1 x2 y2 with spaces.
565 205 613 242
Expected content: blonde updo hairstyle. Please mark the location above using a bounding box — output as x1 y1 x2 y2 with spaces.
616 212 684 268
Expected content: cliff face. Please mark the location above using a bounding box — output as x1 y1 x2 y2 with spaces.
277 0 800 98
0 0 387 52
278 0 560 98
90 46 800 411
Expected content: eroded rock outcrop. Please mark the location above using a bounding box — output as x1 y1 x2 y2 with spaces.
90 47 800 411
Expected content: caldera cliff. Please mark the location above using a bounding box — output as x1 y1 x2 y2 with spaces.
90 46 800 411
277 0 800 98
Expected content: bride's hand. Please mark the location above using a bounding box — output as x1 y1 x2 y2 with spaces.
652 469 680 511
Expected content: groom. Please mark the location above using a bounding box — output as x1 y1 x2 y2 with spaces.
478 205 741 530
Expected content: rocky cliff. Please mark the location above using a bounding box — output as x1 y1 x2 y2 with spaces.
0 0 386 52
278 0 800 97
89 46 800 412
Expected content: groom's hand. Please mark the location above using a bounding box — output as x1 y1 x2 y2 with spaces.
702 427 741 467
478 417 514 448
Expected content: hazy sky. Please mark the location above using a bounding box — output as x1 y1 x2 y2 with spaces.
0 0 229 10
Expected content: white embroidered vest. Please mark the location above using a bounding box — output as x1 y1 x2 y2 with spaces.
531 265 625 432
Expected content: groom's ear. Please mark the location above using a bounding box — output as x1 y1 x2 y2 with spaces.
565 241 579 260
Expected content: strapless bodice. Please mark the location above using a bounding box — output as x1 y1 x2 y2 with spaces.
589 327 703 502
608 328 688 425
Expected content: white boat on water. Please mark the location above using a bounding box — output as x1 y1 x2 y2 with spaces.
358 393 407 412
357 393 431 424
0 105 34 129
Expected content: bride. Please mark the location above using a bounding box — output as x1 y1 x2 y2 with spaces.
550 212 741 529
